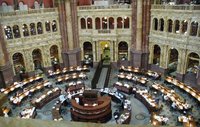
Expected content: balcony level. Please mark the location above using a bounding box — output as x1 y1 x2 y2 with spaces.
150 4 200 50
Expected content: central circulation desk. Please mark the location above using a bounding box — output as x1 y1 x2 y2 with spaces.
70 96 112 123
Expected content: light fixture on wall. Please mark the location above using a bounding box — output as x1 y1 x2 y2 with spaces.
105 44 108 48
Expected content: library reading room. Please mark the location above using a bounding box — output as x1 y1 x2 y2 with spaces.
0 0 200 127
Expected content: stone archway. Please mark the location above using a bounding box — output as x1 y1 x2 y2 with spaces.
168 48 178 75
12 52 25 74
99 41 110 64
32 49 43 70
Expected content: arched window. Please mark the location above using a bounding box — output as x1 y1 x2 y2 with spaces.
168 19 173 32
83 42 93 63
32 49 43 70
102 17 107 29
117 17 123 29
87 18 92 29
80 18 86 29
168 48 178 72
153 45 161 65
95 17 101 29
190 21 198 36
4 26 13 39
37 22 43 34
109 17 114 29
22 24 29 37
159 18 164 31
182 20 188 34
12 53 25 74
50 45 59 69
124 17 129 28
45 21 51 32
52 20 57 32
50 45 59 61
118 41 128 61
13 25 21 38
175 20 180 34
30 23 36 35
187 52 200 73
153 18 158 30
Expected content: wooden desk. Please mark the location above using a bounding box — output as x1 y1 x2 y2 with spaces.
48 66 89 78
135 89 160 113
71 96 112 123
165 76 200 103
31 87 61 109
152 83 190 111
178 115 197 127
151 112 169 126
56 73 87 84
119 66 141 74
66 81 85 93
9 80 50 105
113 82 132 94
117 73 148 85
0 75 43 95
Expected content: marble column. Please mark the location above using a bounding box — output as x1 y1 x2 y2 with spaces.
71 0 79 48
197 66 200 86
186 20 191 36
130 0 149 70
160 45 168 69
56 0 68 67
42 21 46 34
172 20 176 33
0 25 14 87
196 24 200 37
176 49 187 81
65 0 73 50
92 41 96 62
23 49 34 72
110 41 113 62
164 18 168 33
148 44 154 64
136 0 142 51
92 17 95 30
179 20 183 34
19 24 24 38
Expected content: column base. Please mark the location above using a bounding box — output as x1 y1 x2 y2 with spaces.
130 49 149 70
0 63 14 88
149 64 168 76
117 60 130 67
176 73 185 82
61 48 81 67
111 62 118 69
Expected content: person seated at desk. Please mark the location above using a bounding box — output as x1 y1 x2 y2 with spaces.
114 110 120 121
2 106 11 117
59 92 67 106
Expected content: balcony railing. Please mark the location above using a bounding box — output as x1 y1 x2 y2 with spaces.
0 8 57 17
6 32 61 48
79 29 131 36
78 4 131 10
152 5 200 10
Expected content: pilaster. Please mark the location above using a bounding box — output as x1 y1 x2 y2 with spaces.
23 49 34 72
0 63 14 88
92 41 96 62
62 48 81 67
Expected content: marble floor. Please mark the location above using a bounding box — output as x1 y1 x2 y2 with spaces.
2 66 200 126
